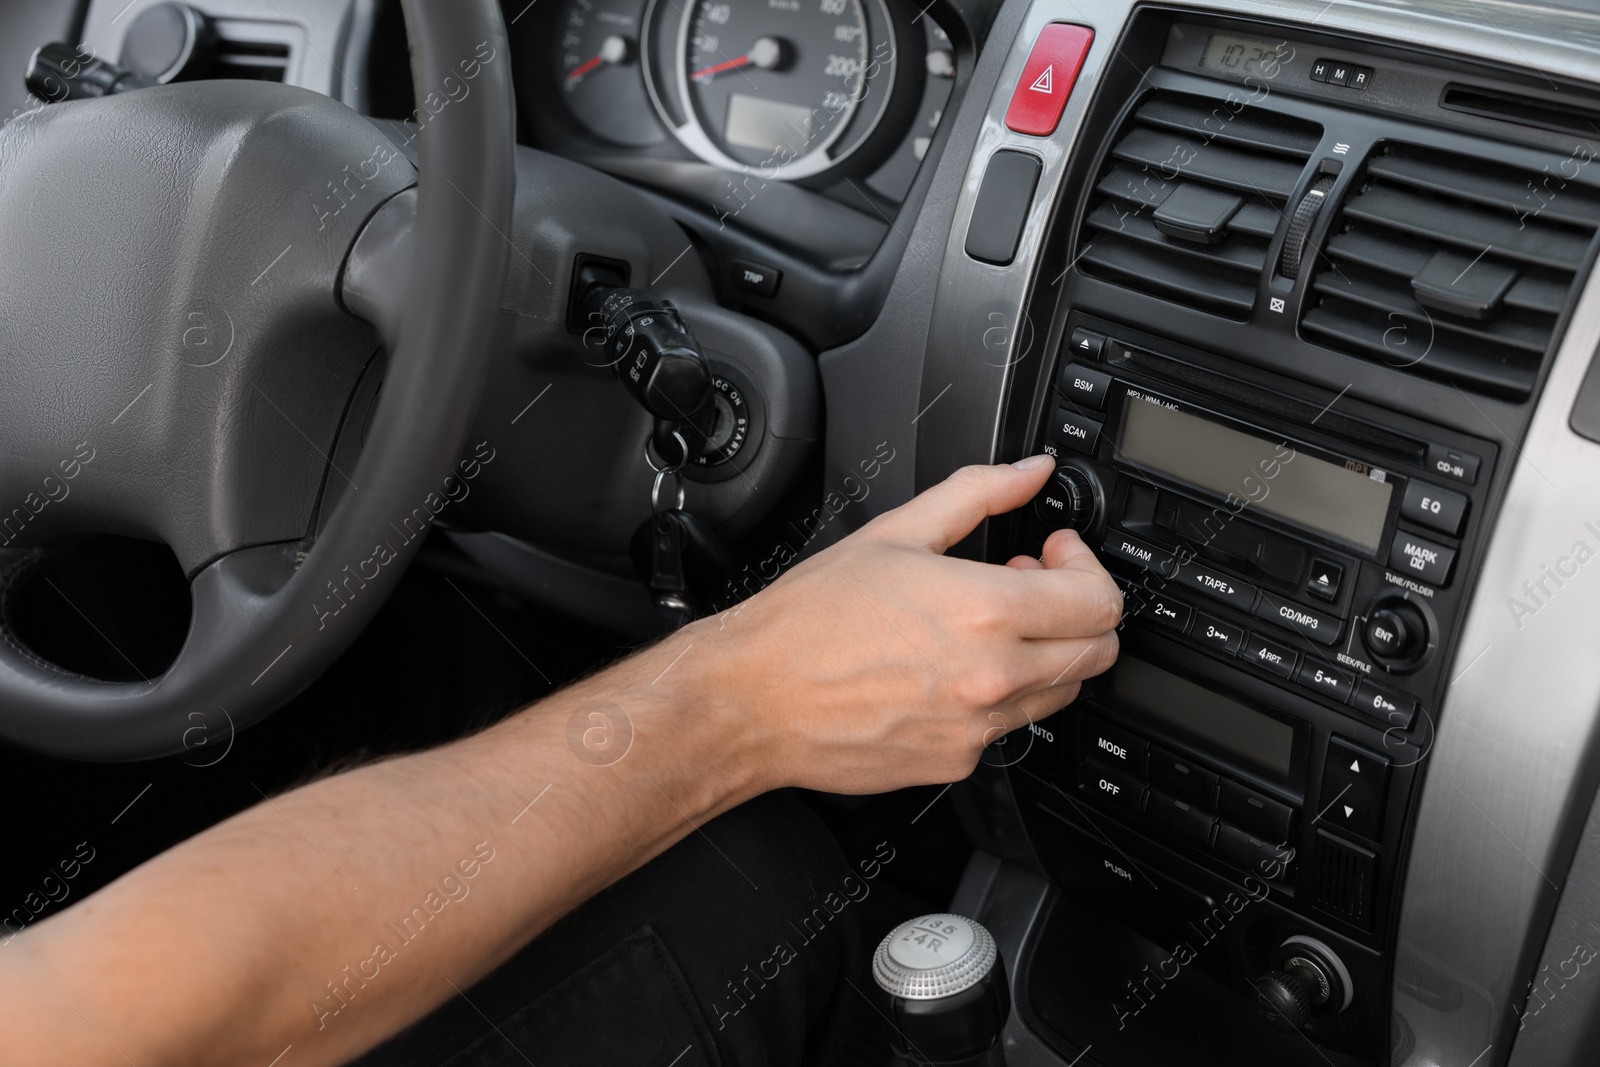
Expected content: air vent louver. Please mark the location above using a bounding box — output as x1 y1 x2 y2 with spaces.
212 37 290 82
1078 92 1322 319
1302 143 1600 400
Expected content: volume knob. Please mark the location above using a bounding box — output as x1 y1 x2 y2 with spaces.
1033 464 1098 532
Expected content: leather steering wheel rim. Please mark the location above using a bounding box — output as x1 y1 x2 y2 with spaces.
0 0 515 760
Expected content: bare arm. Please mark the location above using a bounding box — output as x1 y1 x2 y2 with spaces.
0 457 1120 1067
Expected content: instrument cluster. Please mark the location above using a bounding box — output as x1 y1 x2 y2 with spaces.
516 0 956 207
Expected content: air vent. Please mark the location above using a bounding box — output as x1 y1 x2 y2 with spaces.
1302 143 1600 400
1077 92 1323 319
212 37 290 83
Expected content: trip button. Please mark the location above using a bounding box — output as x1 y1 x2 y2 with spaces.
1191 612 1244 656
1389 533 1456 585
1048 407 1102 454
1176 561 1257 612
1294 660 1355 704
730 259 781 296
1320 739 1390 841
1057 362 1112 410
1401 480 1468 536
1255 592 1342 646
1351 681 1418 730
1242 632 1298 679
1082 758 1145 812
1081 715 1146 773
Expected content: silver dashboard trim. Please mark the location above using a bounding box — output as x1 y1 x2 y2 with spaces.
914 1 1600 1064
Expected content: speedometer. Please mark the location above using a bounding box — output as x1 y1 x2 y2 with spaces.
644 0 899 180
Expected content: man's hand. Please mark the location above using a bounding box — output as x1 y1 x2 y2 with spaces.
695 455 1120 794
0 456 1121 1067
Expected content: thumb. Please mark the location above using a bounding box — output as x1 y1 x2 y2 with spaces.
872 455 1054 553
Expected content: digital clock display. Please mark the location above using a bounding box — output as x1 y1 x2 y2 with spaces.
1199 33 1291 79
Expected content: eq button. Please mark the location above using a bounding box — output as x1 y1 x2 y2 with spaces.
1402 480 1468 535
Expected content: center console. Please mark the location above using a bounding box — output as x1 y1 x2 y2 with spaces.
911 2 1600 1064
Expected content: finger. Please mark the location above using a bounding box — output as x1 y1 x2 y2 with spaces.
986 562 1125 640
971 684 1084 753
1041 527 1106 572
1005 554 1044 571
1016 631 1119 691
870 456 1054 553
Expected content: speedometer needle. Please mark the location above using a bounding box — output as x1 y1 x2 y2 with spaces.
691 36 784 81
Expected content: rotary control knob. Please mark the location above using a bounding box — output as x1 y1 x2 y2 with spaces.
1033 464 1098 532
872 913 1009 1066
1363 600 1428 661
120 2 218 83
1254 969 1313 1031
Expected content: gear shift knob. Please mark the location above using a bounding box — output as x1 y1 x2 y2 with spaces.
872 913 1010 1067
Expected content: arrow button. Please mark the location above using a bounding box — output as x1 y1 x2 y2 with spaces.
1320 738 1391 841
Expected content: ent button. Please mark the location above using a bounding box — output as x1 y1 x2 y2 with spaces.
1004 24 1094 136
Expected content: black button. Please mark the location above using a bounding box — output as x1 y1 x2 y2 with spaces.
1103 532 1174 575
1255 592 1343 646
1176 561 1257 612
1309 58 1331 82
1348 66 1372 90
1148 747 1219 806
1363 602 1427 660
1320 738 1390 840
1305 557 1344 602
1401 480 1468 536
1351 681 1418 730
1389 533 1456 585
1426 443 1481 485
1033 467 1094 528
1218 779 1296 842
1242 632 1298 679
1145 789 1215 846
1114 576 1145 619
730 259 781 296
1067 327 1105 361
1327 63 1349 86
1143 595 1192 634
1019 717 1067 778
1216 822 1296 882
1081 715 1146 773
965 149 1042 265
1048 407 1102 454
1057 362 1112 409
1294 660 1354 703
1082 758 1146 812
1191 612 1244 656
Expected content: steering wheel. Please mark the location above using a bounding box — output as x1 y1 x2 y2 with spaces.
0 0 514 760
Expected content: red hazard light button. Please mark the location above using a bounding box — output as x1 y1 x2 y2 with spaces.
1004 23 1093 136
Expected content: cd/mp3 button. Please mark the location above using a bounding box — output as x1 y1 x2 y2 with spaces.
1255 592 1342 646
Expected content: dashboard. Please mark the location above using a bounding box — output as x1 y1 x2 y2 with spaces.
46 0 1600 1065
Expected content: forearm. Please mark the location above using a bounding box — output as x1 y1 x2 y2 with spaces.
1 629 760 1067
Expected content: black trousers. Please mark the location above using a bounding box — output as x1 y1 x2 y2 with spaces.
352 792 866 1066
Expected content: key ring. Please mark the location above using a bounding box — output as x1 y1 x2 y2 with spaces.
645 429 690 474
652 469 685 513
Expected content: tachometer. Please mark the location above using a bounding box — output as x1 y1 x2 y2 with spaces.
555 0 664 147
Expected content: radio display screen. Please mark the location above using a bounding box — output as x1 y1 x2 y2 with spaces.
1110 656 1295 778
1117 393 1394 552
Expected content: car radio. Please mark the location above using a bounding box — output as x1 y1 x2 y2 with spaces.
1003 313 1498 1052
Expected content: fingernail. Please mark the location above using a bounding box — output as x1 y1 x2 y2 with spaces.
1011 454 1053 471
